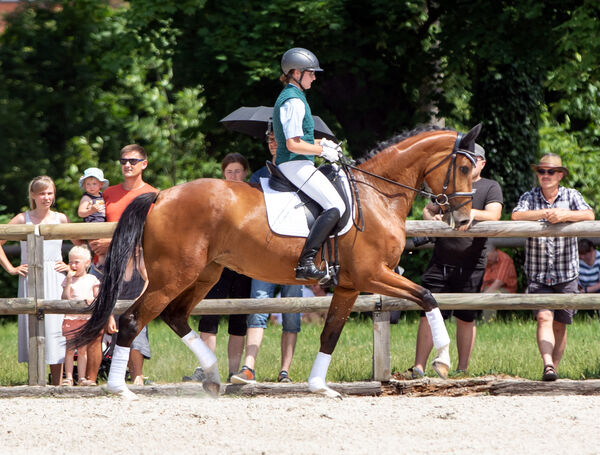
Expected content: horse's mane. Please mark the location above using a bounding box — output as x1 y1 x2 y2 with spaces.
356 125 455 164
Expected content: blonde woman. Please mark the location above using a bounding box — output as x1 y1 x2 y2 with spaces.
0 176 76 385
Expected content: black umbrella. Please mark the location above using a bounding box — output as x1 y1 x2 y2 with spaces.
220 106 337 141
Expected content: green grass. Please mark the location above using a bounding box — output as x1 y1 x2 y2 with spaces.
2 313 600 385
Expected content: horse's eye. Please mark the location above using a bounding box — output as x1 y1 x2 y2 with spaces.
460 166 470 175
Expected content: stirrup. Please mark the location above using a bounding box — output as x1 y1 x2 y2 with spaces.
318 260 331 285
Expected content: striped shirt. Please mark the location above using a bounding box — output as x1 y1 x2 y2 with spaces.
579 250 600 291
512 186 592 285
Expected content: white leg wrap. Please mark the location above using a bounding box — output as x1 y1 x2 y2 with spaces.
426 307 450 349
107 345 137 399
435 343 451 368
182 330 217 369
308 352 331 392
204 362 220 385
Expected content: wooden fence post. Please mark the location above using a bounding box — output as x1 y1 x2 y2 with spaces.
372 308 391 381
27 232 46 386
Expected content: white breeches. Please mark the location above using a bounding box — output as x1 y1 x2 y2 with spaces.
278 160 346 215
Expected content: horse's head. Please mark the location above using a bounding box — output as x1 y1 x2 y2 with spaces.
423 124 482 229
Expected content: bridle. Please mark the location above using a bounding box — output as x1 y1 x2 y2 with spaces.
422 132 477 212
337 132 477 231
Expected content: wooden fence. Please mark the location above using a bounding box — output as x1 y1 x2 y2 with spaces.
3 220 600 386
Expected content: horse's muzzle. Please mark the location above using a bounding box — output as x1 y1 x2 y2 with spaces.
442 211 471 230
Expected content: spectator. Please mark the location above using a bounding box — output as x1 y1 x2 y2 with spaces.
77 167 109 271
512 153 594 381
230 134 304 384
578 239 600 294
480 243 518 321
87 144 158 386
405 144 503 379
481 244 517 293
183 153 251 383
0 176 74 385
60 245 100 386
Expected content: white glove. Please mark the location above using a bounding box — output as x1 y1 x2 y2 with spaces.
320 144 340 162
320 138 338 149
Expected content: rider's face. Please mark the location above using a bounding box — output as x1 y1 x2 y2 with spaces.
294 70 315 90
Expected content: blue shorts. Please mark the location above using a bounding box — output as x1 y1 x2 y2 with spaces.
247 279 302 333
247 312 301 333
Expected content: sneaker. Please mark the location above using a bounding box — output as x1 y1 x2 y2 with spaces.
449 369 469 379
182 367 206 383
277 370 292 383
400 366 425 380
230 366 256 384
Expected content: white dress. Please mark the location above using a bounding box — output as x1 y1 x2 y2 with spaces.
17 211 66 364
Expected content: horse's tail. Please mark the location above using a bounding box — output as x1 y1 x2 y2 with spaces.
71 191 159 348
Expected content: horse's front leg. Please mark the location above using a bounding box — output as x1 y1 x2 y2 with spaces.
358 266 451 378
309 286 359 399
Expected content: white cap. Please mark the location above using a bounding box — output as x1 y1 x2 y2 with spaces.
79 167 109 190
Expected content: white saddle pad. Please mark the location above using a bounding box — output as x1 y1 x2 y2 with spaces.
259 173 354 238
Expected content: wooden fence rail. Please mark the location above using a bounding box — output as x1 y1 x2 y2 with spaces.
4 293 600 316
5 219 600 241
3 220 600 386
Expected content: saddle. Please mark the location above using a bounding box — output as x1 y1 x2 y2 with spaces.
265 161 351 234
265 161 353 286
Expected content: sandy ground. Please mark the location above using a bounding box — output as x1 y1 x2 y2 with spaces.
1 394 600 454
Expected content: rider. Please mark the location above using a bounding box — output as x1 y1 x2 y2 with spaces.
273 47 346 281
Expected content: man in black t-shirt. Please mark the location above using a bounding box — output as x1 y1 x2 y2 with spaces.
406 144 503 379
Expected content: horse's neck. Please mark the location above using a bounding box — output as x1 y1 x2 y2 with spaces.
356 155 421 221
359 148 426 194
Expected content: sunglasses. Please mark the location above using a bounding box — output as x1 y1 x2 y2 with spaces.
537 168 559 176
120 158 145 165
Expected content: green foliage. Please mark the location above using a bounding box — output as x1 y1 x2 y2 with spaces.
539 109 600 212
541 1 600 211
166 0 443 168
0 0 212 222
434 0 566 208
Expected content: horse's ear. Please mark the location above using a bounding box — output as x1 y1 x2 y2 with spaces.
459 123 482 151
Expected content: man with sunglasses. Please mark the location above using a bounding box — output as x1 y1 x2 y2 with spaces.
88 144 158 387
405 144 503 379
512 153 594 382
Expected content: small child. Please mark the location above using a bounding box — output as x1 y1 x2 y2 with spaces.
61 245 100 386
77 167 109 270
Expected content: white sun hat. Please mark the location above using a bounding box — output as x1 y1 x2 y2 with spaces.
79 167 109 190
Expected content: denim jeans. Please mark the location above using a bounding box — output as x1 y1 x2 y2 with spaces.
247 279 302 333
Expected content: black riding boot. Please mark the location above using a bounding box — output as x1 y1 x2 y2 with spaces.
295 208 341 281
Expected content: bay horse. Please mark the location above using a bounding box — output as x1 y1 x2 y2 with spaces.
74 124 481 399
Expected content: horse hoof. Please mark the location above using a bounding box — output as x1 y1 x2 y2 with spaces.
106 385 139 401
309 383 342 399
432 361 449 379
202 381 221 398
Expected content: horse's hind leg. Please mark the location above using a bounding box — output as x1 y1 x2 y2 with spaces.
107 269 207 399
160 264 224 397
309 286 360 399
